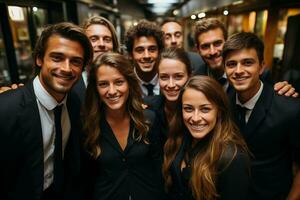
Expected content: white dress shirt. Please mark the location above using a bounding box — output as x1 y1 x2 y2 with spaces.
134 68 160 97
33 76 71 190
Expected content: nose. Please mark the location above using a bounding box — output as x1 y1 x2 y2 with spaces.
235 63 244 74
171 35 176 43
61 60 72 72
143 49 150 58
209 44 217 55
167 77 175 88
108 84 117 95
97 38 105 47
191 110 201 123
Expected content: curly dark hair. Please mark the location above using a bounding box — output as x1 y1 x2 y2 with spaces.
124 20 164 54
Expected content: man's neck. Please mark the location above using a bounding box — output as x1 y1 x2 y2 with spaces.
208 67 224 80
238 81 262 104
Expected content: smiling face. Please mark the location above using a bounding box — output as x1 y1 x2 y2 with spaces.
85 24 113 60
182 88 218 140
161 22 183 48
197 28 225 72
159 58 189 102
36 35 84 102
132 36 159 73
96 65 129 113
224 48 263 103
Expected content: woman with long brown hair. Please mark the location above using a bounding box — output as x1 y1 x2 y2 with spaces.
81 52 165 200
163 75 249 200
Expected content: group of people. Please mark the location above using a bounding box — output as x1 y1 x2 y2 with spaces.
0 15 300 200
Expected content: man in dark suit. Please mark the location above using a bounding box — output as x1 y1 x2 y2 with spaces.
160 18 206 75
194 17 298 96
72 16 120 102
223 32 300 200
124 20 164 97
0 22 93 200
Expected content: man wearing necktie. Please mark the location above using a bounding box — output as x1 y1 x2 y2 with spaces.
224 32 300 200
125 20 164 97
0 22 93 200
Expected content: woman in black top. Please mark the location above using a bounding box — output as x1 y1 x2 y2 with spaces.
144 47 192 143
163 76 249 200
81 53 165 200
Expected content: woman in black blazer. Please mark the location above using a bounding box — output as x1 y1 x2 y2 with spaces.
163 76 250 200
81 53 165 200
144 47 192 144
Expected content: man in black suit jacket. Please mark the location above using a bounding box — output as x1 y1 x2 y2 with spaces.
0 22 93 200
224 32 300 200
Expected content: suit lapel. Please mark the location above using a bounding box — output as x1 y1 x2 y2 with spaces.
243 84 274 140
19 82 44 196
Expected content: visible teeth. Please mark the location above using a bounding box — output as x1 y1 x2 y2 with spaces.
190 124 206 130
235 77 247 81
108 96 119 101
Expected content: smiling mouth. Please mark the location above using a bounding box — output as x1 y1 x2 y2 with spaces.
233 77 248 81
107 96 120 102
189 124 207 131
166 90 179 96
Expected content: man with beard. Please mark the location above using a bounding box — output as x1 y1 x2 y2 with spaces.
161 18 206 75
125 20 164 97
0 22 93 200
194 18 298 96
72 16 120 102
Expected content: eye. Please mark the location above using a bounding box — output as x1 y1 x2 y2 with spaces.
115 79 125 86
71 58 84 67
148 46 158 53
200 44 210 50
174 74 184 80
159 74 169 81
200 107 211 113
164 34 171 40
242 59 255 66
213 40 223 47
183 106 193 113
175 32 182 38
104 37 112 43
225 61 237 68
97 82 108 88
89 36 98 43
135 47 144 54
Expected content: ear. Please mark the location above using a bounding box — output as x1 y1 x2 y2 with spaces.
259 61 265 75
36 57 43 68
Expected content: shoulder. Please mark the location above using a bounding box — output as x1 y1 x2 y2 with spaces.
143 95 164 111
143 109 156 125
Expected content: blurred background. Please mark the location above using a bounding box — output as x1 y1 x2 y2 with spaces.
0 0 300 90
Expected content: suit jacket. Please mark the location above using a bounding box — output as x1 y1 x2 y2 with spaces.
186 51 207 75
72 75 86 104
0 81 82 200
82 109 166 200
229 83 300 200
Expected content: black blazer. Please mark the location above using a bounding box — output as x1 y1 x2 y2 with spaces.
186 51 207 75
229 83 300 200
0 81 82 200
143 95 168 144
72 75 86 104
82 109 166 200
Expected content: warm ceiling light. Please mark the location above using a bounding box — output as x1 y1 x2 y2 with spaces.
223 10 229 15
232 0 244 5
8 6 24 21
191 14 196 19
198 12 206 18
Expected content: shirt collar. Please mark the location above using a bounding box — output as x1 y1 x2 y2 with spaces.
33 76 67 111
236 81 263 110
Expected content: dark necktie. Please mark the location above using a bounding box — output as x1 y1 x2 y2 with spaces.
143 83 154 96
236 104 248 132
53 105 64 193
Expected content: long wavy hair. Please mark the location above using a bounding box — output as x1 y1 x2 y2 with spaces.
83 52 149 159
163 75 248 200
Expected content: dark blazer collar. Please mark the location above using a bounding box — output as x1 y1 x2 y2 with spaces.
230 83 274 140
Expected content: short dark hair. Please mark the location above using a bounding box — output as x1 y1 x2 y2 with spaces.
194 18 227 48
33 22 93 69
82 16 120 53
124 20 164 54
223 32 264 64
